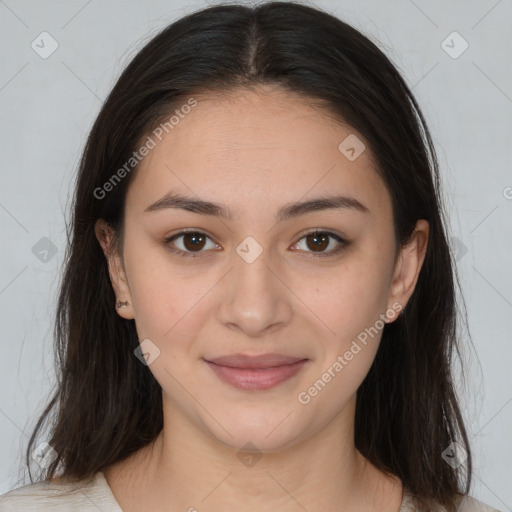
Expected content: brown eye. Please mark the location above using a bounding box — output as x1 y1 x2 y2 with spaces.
305 232 329 252
293 231 347 257
182 232 207 251
164 230 219 258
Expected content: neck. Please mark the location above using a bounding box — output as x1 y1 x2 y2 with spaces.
106 396 402 512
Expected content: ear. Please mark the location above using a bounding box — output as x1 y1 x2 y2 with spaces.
385 219 429 323
94 218 135 320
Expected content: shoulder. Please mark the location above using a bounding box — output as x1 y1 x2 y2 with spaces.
456 495 502 512
401 490 502 512
0 472 114 511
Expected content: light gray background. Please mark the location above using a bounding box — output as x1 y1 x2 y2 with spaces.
0 0 510 509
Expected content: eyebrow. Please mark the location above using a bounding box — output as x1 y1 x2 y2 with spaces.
144 191 370 222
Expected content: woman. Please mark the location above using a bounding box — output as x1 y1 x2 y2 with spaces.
0 2 500 511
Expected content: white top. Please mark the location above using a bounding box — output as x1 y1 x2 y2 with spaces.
0 471 501 511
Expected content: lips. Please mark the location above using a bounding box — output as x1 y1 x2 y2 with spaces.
204 353 309 391
205 353 306 369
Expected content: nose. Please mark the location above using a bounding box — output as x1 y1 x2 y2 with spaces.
216 242 293 338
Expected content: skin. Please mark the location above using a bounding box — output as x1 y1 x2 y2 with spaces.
95 83 429 512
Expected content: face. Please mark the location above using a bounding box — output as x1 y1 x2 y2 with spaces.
96 84 428 453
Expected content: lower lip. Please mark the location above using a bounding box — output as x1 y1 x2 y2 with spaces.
205 359 308 391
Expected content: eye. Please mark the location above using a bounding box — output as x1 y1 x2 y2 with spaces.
163 229 347 259
163 230 220 258
291 230 347 257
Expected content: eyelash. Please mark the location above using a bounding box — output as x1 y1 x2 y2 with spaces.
162 229 348 259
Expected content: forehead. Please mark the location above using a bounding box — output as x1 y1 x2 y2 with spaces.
126 85 392 221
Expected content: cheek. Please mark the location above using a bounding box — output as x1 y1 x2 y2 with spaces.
314 257 391 338
302 253 392 398
297 266 386 411
123 240 201 345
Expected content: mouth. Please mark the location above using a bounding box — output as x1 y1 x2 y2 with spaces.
203 353 309 391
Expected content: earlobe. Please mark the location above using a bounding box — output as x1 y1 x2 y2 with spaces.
386 219 429 322
94 218 135 320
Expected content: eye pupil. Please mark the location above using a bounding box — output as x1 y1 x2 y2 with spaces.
183 232 206 251
306 232 329 252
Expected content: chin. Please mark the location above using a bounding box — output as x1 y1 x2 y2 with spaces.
222 430 300 455
203 406 308 454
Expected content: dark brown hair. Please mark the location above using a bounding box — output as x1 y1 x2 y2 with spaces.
26 2 472 510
